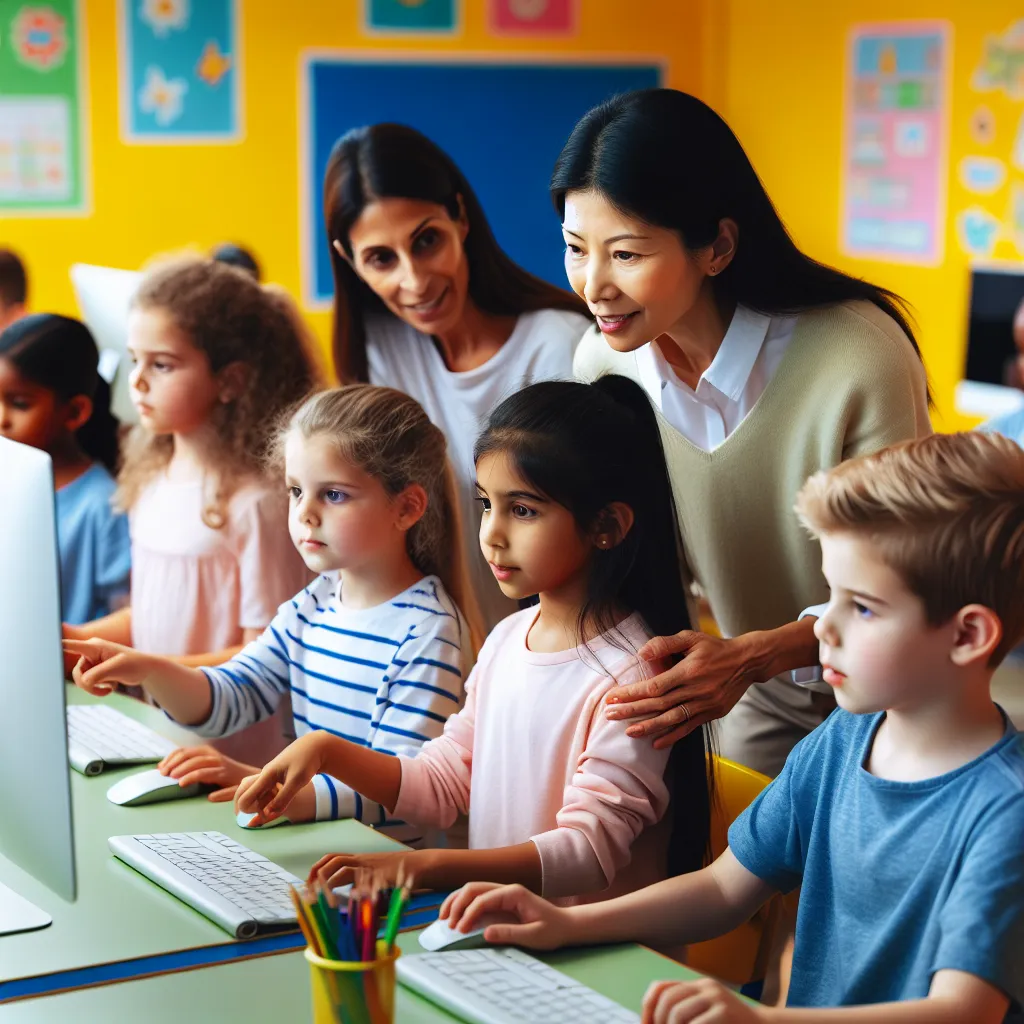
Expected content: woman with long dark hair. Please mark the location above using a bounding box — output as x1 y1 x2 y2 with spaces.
324 124 590 630
555 89 931 776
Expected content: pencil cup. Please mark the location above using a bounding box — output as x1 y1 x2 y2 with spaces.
306 942 400 1024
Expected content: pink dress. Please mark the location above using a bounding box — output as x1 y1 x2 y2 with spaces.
129 472 310 765
395 608 673 903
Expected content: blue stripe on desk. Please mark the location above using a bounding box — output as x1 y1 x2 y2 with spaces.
0 902 443 1004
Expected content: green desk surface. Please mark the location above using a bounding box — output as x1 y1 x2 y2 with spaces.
4 930 712 1022
0 686 404 989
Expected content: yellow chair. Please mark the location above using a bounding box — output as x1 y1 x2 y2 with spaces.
685 756 781 987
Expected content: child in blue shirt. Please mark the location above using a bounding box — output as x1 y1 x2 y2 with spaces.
442 431 1024 1023
0 314 130 624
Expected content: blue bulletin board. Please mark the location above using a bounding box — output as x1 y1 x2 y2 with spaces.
301 56 662 307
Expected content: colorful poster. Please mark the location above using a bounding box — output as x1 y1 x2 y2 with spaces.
841 23 950 265
0 1 87 213
489 0 578 36
121 0 241 142
364 0 458 35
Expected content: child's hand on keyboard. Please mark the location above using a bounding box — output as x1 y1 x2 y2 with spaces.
440 882 575 951
306 850 414 890
63 638 157 695
234 732 327 823
641 978 765 1024
158 746 258 802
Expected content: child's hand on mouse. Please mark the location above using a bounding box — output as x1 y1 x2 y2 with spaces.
158 746 258 802
63 637 157 695
440 883 575 950
234 731 328 823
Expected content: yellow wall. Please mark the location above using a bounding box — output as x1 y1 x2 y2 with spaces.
6 0 1008 426
1 0 703 358
722 0 1024 428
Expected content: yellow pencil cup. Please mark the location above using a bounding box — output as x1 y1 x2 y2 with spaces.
306 942 401 1024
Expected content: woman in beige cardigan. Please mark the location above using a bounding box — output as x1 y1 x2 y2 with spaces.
554 89 930 776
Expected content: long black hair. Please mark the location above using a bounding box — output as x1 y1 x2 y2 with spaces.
474 375 712 876
325 123 588 383
0 313 120 472
551 88 929 396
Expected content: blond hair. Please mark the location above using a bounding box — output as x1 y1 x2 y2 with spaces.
795 431 1024 664
115 258 318 526
281 385 484 653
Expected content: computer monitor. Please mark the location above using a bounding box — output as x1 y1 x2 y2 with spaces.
956 265 1024 418
69 263 141 427
0 438 76 935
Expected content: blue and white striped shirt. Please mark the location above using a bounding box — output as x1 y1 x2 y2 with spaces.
196 573 468 844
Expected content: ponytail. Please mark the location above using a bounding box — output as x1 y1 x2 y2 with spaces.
75 376 121 474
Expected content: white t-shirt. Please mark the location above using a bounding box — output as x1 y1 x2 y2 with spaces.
366 307 591 631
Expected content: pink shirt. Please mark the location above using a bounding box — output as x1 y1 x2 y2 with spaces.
395 608 672 902
129 472 309 763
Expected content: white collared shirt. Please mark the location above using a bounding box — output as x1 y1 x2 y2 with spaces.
636 306 797 451
636 306 828 689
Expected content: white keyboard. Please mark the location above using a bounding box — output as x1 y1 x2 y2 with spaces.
109 831 304 939
67 704 177 776
397 947 640 1023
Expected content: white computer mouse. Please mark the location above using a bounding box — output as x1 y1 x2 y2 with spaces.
106 768 204 807
235 810 289 830
418 914 510 952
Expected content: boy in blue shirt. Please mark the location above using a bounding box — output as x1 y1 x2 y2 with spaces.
441 431 1024 1023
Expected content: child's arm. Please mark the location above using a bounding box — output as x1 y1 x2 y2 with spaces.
442 848 774 950
64 607 132 646
637 970 1008 1024
63 637 213 725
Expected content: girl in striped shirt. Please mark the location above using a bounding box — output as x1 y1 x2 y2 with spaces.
66 385 481 845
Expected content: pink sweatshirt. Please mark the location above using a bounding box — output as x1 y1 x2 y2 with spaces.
394 608 672 902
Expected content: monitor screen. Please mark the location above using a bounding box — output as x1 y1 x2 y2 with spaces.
958 266 1024 417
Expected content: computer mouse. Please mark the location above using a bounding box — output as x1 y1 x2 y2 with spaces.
235 810 289 830
106 768 205 807
418 914 510 952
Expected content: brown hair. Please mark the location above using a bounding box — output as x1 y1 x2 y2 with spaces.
795 431 1024 664
324 123 588 383
116 258 318 526
281 385 483 651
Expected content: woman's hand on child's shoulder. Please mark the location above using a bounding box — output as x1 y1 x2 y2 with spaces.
62 637 155 696
440 883 575 951
233 732 328 823
158 746 257 802
641 978 767 1024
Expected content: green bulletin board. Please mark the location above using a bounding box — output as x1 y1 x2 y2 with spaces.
0 0 87 213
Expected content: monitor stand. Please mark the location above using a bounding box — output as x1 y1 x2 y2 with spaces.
0 880 51 936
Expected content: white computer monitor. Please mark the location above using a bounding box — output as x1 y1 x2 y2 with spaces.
0 438 76 935
956 263 1024 419
69 263 141 427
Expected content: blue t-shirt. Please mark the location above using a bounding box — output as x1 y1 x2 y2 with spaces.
729 708 1024 1015
55 463 131 624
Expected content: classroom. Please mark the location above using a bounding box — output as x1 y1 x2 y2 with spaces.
1 1 1022 1021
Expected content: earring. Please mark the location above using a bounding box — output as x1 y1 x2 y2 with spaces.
709 266 718 276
